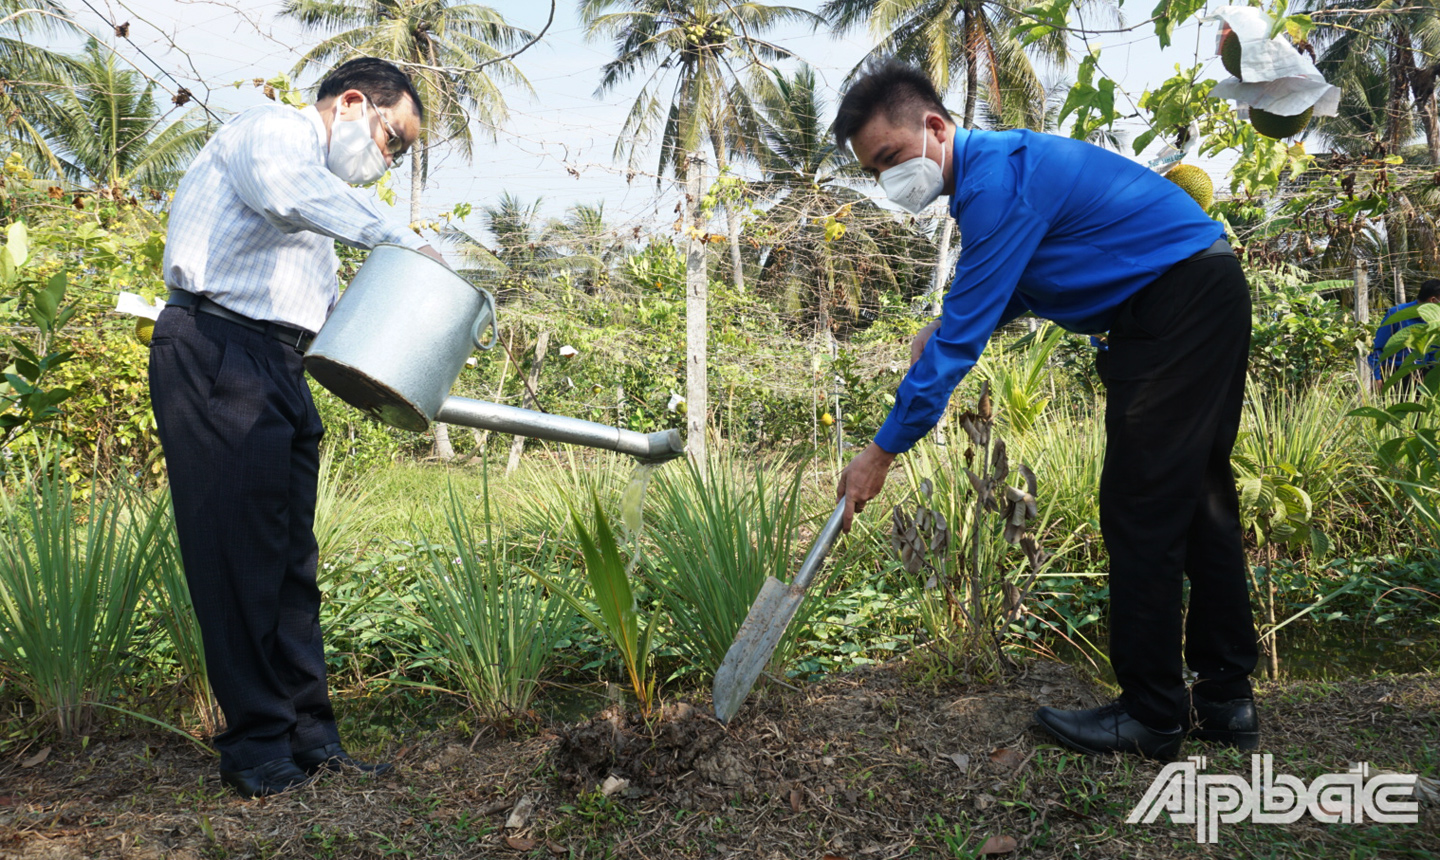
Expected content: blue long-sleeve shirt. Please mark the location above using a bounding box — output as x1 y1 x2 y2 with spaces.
1368 302 1424 381
873 128 1225 454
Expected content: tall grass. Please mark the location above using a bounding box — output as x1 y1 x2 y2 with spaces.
508 448 632 535
410 481 576 721
142 489 221 735
314 444 381 568
0 461 166 736
644 458 820 680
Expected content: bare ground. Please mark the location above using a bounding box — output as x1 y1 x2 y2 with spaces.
1 661 1436 859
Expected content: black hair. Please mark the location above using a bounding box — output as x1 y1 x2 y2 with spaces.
1419 279 1440 302
832 60 950 150
317 57 424 121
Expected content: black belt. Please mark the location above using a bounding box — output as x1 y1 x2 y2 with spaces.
1179 238 1235 264
167 290 315 351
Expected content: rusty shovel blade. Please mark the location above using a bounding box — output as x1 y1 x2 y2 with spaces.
712 499 848 724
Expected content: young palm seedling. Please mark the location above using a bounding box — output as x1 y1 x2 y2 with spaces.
531 494 663 717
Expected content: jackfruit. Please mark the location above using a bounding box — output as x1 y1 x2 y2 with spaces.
1220 30 1242 79
1165 164 1214 210
135 317 155 346
1250 106 1313 139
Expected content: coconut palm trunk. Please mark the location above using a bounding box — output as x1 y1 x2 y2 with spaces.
931 218 954 316
962 11 980 128
727 203 744 292
412 142 456 461
685 152 708 465
1409 61 1440 164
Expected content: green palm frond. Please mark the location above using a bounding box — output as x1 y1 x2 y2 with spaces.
820 0 1083 128
25 38 209 188
581 0 822 180
281 0 535 154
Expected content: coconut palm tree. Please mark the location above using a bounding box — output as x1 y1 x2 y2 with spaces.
821 0 1073 132
448 193 565 297
545 202 622 293
0 1 84 176
281 0 534 223
1311 50 1404 157
737 64 934 334
281 0 536 460
1308 0 1440 299
581 0 821 461
1307 0 1440 162
38 39 210 190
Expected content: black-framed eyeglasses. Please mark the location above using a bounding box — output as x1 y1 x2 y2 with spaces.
376 109 409 166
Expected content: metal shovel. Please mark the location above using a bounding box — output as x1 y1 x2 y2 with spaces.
712 498 848 723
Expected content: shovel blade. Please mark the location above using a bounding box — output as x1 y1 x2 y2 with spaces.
712 576 804 723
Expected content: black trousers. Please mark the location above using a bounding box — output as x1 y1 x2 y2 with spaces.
1097 253 1258 729
149 304 338 771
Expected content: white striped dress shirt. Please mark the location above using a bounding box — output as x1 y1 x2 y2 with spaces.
163 103 426 333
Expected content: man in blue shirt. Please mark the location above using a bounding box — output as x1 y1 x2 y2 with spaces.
1369 279 1440 392
832 62 1259 759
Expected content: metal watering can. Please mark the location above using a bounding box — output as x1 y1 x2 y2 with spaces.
305 243 684 463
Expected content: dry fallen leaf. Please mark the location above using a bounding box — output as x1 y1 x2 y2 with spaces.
949 753 970 773
600 775 629 797
789 786 803 813
822 855 850 860
505 795 534 830
979 834 1017 855
546 840 566 856
989 747 1023 769
20 747 50 768
505 836 536 851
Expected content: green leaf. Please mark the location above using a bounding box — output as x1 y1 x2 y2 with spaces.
3 373 33 395
41 272 67 315
1346 406 1394 424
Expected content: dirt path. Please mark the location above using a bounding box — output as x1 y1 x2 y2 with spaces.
1 661 1435 859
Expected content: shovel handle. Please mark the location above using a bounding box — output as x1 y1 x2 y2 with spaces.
791 499 848 592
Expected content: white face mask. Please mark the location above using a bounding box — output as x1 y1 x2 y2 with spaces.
327 96 388 185
878 127 948 214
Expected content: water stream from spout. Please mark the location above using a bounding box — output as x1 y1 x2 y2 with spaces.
620 461 660 576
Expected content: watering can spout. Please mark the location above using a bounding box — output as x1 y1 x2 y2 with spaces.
619 428 686 464
435 396 685 464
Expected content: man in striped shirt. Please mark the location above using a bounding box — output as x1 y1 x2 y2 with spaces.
150 58 438 798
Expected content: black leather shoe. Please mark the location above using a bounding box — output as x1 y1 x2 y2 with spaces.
293 742 393 777
1184 694 1260 750
1034 701 1184 760
219 757 314 798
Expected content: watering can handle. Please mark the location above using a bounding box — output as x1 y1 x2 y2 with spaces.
471 288 498 351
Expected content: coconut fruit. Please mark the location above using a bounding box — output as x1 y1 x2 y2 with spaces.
135 317 155 346
1250 106 1313 139
1165 164 1214 210
1220 29 1243 79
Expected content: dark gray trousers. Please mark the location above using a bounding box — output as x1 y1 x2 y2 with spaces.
149 304 338 771
1097 253 1259 729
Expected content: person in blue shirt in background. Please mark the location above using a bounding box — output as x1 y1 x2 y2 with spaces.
832 62 1259 760
1369 279 1440 393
